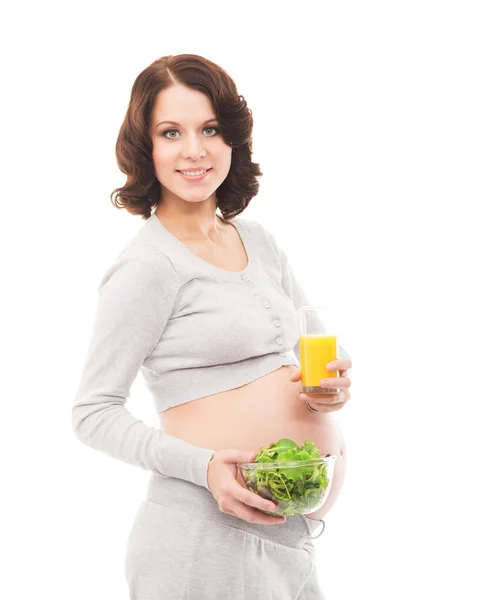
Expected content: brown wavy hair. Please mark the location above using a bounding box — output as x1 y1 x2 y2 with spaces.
110 54 263 221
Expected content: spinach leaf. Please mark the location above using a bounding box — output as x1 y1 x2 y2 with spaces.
247 438 331 516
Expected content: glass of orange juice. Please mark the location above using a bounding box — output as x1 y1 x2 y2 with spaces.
299 306 340 395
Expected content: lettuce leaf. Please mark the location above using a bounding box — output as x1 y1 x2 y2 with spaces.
248 438 330 515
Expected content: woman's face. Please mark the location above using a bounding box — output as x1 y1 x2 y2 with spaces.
150 84 232 206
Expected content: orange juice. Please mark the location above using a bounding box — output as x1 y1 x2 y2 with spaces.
299 335 338 389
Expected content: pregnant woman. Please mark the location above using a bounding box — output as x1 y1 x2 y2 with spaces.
72 53 353 600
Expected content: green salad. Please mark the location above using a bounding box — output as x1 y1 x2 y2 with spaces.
246 438 331 516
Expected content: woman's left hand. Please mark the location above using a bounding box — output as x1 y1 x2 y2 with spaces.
290 358 353 414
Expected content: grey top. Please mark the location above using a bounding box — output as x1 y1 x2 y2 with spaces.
72 211 348 491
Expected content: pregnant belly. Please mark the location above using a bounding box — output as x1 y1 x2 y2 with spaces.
159 365 347 521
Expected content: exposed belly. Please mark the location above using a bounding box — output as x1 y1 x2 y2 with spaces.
159 365 347 521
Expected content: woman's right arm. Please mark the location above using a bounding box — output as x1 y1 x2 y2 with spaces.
72 241 291 524
71 244 215 491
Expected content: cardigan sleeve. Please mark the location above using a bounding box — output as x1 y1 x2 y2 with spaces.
71 243 216 491
264 228 350 364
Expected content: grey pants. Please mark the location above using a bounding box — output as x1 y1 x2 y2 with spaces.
125 473 327 599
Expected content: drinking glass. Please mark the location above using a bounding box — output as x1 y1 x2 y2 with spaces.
298 306 340 395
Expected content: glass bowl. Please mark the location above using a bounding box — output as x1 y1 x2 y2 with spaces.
237 454 337 517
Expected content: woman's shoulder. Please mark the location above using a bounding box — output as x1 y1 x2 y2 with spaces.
97 242 177 296
232 214 273 241
96 217 179 295
120 213 177 259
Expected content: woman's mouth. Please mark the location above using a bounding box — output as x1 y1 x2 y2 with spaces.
176 168 212 182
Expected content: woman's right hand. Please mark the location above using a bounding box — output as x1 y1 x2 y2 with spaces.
207 449 286 525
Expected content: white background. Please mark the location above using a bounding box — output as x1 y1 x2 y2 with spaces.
2 1 489 598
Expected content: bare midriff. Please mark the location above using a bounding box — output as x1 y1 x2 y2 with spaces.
159 365 346 521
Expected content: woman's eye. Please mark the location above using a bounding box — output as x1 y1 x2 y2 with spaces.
204 126 220 136
162 126 220 139
162 129 179 139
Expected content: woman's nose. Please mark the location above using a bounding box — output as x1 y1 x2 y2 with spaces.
182 135 206 160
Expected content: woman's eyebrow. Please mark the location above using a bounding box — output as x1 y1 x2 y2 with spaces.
155 118 218 128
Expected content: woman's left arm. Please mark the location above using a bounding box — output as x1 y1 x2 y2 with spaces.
262 224 353 413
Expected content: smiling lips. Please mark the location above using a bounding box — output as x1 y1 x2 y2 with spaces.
177 168 212 181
